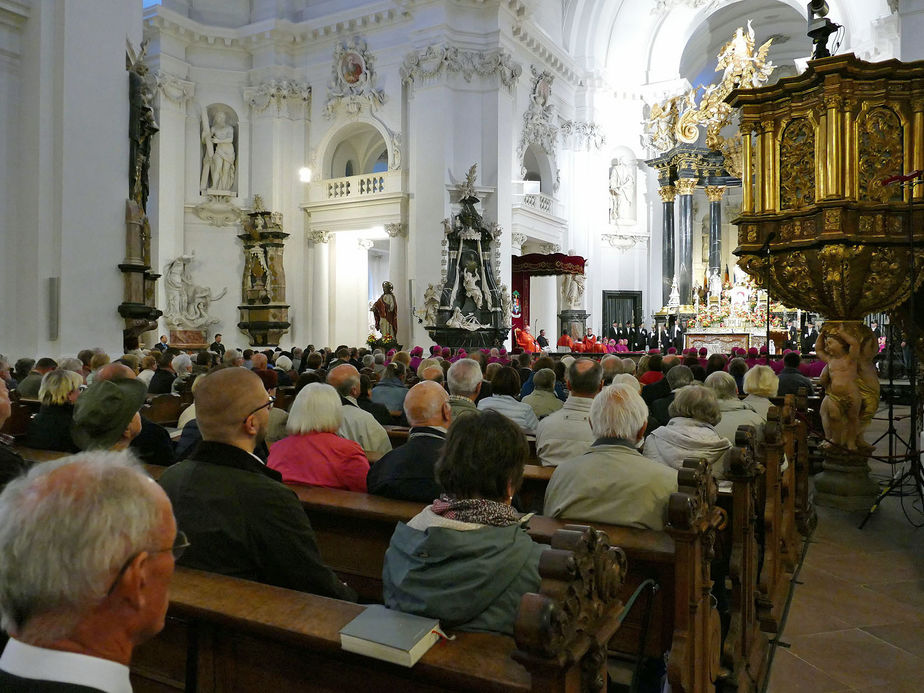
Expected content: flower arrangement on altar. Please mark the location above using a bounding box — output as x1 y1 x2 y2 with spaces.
366 330 401 351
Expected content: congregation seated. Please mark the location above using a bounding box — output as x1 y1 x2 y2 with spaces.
600 354 623 385
367 381 450 501
0 450 178 691
170 353 195 395
705 353 727 375
137 354 158 386
446 358 482 423
0 380 29 491
638 353 664 386
268 382 369 492
777 351 815 396
650 364 694 428
23 368 82 453
420 364 445 384
147 351 177 394
642 384 732 478
543 382 679 531
728 357 748 393
521 368 563 419
742 364 780 420
477 366 538 435
13 357 57 399
705 371 765 443
382 411 546 636
536 358 602 467
71 375 148 453
520 355 566 400
641 354 677 405
273 354 295 387
370 361 408 418
159 368 356 600
328 364 392 457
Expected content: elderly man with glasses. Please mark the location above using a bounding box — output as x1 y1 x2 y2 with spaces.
0 450 181 691
158 368 355 601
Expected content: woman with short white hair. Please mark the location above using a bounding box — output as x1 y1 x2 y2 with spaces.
268 383 369 491
705 370 765 444
642 384 732 479
742 365 779 421
24 369 83 452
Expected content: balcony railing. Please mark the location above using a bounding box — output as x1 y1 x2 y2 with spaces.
523 192 554 214
325 172 390 200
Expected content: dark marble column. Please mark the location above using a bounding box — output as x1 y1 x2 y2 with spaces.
706 185 725 280
659 185 676 307
676 178 697 306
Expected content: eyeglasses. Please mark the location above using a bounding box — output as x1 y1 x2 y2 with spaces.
106 530 190 596
242 396 275 423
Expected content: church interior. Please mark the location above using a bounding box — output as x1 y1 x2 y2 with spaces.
1 0 923 691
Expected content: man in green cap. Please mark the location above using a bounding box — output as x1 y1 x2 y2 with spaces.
71 378 148 451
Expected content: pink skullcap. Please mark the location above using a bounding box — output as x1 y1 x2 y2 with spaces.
667 347 677 354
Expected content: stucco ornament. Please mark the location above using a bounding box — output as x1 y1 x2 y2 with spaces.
325 36 386 119
163 255 227 329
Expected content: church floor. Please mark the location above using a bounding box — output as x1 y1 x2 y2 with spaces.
766 403 924 693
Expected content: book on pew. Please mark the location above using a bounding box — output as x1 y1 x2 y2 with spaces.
339 605 450 667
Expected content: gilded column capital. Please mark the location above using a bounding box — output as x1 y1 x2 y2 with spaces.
658 185 677 203
704 185 726 202
824 93 843 110
308 229 331 244
676 178 697 196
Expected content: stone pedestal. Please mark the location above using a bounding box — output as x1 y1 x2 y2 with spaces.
815 448 880 510
170 329 207 351
559 309 589 340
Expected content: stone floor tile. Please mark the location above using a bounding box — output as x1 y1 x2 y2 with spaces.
862 620 924 658
765 648 851 693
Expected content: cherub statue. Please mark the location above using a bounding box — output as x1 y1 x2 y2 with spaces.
462 268 484 309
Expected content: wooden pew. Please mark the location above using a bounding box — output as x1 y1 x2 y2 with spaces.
132 525 627 693
0 401 35 438
790 391 818 537
142 393 183 427
289 463 725 693
519 464 553 513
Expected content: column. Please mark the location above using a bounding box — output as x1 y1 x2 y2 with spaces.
658 185 676 307
308 230 330 347
676 178 697 306
705 186 725 281
385 222 408 347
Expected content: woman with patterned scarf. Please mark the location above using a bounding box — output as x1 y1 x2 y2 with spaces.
382 411 546 636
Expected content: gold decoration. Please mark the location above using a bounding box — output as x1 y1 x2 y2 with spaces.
779 119 815 210
676 178 697 196
704 185 726 202
658 185 677 203
858 107 903 204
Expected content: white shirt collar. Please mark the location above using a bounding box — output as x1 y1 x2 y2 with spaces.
1 638 132 693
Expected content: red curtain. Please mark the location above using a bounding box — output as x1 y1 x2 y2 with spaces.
511 252 586 340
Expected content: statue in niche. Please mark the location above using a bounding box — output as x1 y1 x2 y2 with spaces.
372 281 398 339
163 256 227 329
608 157 634 223
498 284 513 327
200 109 237 193
245 246 269 297
709 269 723 300
462 268 484 309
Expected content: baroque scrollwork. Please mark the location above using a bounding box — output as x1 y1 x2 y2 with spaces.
858 106 903 204
325 36 386 119
244 80 311 118
779 118 815 209
154 71 195 107
401 44 522 94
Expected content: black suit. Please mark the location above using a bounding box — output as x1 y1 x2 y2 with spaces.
130 415 176 466
209 341 225 356
635 329 649 351
147 368 176 394
607 325 619 340
153 342 168 352
671 325 684 350
642 377 671 407
366 426 446 502
650 392 677 427
536 335 549 348
0 670 103 692
801 329 818 353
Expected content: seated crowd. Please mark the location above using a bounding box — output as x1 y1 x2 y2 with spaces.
0 334 817 682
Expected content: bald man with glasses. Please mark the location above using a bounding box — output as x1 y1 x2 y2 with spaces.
158 368 355 601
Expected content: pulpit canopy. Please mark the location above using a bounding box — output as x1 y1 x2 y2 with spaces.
512 252 586 276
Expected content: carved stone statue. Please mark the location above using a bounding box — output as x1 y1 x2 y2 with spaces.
163 256 227 329
709 269 723 300
561 273 586 310
498 283 513 328
668 277 680 310
446 307 484 331
422 283 440 326
200 109 236 193
462 268 484 309
372 281 398 339
608 158 634 222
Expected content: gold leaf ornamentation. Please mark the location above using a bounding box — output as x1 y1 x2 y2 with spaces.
779 119 815 209
858 107 903 204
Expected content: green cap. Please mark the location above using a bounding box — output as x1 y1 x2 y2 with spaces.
71 379 148 450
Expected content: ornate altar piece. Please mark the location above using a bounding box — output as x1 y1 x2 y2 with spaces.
424 164 510 348
238 196 291 346
729 54 924 509
645 23 774 311
162 255 227 350
119 41 162 351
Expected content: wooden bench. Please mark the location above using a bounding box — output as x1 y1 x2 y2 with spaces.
142 393 183 427
131 525 627 692
0 401 35 437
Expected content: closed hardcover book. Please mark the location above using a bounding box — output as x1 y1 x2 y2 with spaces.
339 605 448 667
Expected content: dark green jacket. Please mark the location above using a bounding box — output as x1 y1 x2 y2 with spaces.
383 510 545 635
159 441 355 601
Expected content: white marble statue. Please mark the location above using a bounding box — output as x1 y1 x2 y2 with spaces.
422 283 440 326
562 272 586 310
462 268 484 309
668 276 680 310
608 157 634 222
200 110 236 193
163 255 227 329
709 269 722 300
446 306 484 331
498 283 513 328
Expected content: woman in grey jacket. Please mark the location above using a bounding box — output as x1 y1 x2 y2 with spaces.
382 411 546 635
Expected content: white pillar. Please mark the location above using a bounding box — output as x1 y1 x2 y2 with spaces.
308 230 330 347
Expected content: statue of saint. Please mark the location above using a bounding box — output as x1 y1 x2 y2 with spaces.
200 110 236 193
372 281 398 339
462 268 484 309
422 283 440 326
163 255 226 329
561 273 585 310
608 158 634 223
709 269 723 300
